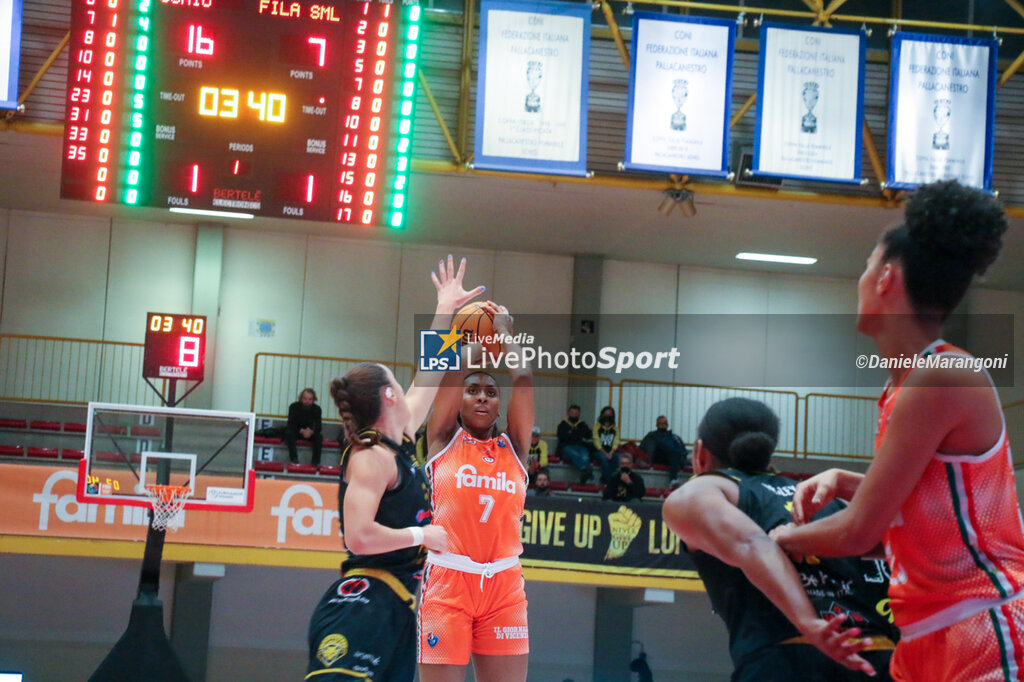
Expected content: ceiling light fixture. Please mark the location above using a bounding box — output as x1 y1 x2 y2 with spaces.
169 208 255 220
657 189 696 218
736 252 817 265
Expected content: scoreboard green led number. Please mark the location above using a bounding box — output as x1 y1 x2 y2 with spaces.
60 0 422 228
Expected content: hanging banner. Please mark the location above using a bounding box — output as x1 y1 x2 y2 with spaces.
754 24 865 183
624 13 734 176
474 0 590 176
1 0 23 109
887 33 997 190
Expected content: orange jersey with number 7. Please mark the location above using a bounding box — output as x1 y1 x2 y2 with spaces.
425 428 527 562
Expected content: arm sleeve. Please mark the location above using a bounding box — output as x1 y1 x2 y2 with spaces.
639 433 655 455
287 402 300 428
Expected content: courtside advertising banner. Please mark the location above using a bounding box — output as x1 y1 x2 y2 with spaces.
1 0 24 109
474 0 589 176
754 24 865 183
887 33 997 190
624 13 734 176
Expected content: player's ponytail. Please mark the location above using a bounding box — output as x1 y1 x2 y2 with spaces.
330 363 389 448
697 398 779 472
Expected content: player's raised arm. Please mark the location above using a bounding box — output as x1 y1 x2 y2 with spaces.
484 302 533 464
404 255 484 438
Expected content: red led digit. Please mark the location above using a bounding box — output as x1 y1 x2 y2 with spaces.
187 24 214 55
190 164 200 192
305 174 315 203
178 336 201 367
308 36 326 66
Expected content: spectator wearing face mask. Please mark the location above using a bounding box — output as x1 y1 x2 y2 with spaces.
556 404 596 483
592 405 621 483
640 415 689 487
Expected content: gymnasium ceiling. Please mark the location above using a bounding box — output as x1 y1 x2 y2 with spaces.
1 129 1022 290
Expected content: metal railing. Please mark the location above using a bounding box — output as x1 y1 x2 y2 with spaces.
802 393 878 460
617 379 800 455
250 353 416 420
0 334 165 407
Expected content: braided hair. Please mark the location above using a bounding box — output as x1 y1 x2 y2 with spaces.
329 362 390 449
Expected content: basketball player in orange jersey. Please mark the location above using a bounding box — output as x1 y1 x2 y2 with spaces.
306 255 484 681
418 302 533 682
771 180 1021 681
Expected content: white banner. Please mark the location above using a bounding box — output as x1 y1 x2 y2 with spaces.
887 34 996 190
755 24 865 183
474 0 589 175
624 14 734 175
1 0 23 109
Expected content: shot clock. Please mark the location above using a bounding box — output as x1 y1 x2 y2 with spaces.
143 312 207 381
60 0 422 228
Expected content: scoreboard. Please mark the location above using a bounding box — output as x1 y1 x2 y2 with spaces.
143 312 206 381
60 0 421 227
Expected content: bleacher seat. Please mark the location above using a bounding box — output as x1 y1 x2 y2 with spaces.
0 419 28 429
548 455 561 464
96 451 140 463
95 425 127 435
0 444 24 456
548 480 570 491
64 423 88 433
570 483 601 494
254 461 285 473
30 420 61 431
319 465 341 476
287 462 318 475
253 436 283 445
131 426 162 437
27 447 59 459
323 439 340 449
645 487 662 499
61 449 85 460
651 464 669 472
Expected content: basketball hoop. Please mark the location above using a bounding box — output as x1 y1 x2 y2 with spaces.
143 484 192 532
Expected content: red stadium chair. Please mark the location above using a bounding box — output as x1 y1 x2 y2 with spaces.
318 465 341 476
323 440 340 449
0 444 24 456
253 436 283 445
548 480 570 491
61 449 86 460
571 483 601 494
287 462 318 475
30 420 62 431
95 425 127 435
27 447 60 459
254 461 285 473
64 423 88 433
131 426 162 437
0 419 28 429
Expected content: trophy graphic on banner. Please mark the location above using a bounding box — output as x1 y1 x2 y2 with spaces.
525 61 542 113
932 99 951 150
801 82 819 133
670 79 688 131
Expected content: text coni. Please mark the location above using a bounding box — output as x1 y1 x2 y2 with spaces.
455 464 517 494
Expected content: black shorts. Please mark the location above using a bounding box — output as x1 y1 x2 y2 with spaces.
735 643 893 682
306 570 418 681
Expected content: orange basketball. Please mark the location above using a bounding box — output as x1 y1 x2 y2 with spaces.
453 302 501 356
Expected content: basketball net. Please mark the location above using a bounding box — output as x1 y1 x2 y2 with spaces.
143 484 192 532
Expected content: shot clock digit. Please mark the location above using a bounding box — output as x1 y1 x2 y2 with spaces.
60 0 422 227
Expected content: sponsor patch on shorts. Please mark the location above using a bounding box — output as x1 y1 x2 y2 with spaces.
492 626 528 640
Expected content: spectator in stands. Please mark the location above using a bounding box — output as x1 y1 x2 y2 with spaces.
526 425 548 484
602 452 644 502
528 468 552 497
640 415 689 487
556 404 596 483
593 405 621 483
286 388 323 465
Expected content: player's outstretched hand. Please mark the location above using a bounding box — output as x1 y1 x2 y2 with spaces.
800 616 876 677
768 522 804 563
422 524 449 553
431 255 485 311
790 469 841 524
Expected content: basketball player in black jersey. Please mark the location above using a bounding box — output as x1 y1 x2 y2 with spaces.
663 398 897 681
305 256 484 681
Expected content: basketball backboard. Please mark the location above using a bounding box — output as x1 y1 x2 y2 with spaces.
77 402 255 512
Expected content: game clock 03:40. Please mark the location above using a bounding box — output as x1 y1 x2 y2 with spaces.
143 313 207 381
59 0 423 227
